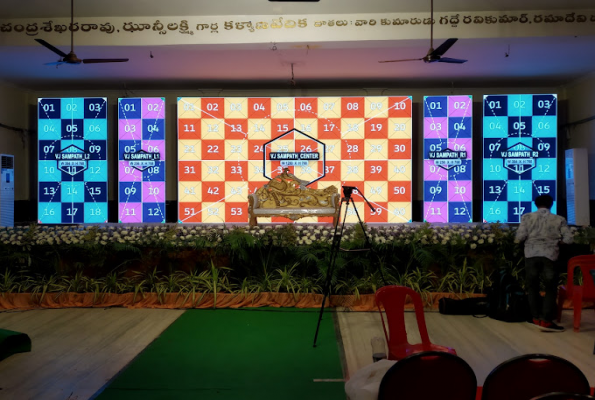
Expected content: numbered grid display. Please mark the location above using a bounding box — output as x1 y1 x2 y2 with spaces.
38 97 108 224
423 95 473 223
118 98 166 223
177 96 413 224
483 94 557 223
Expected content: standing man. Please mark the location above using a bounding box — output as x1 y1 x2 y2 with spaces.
515 194 573 332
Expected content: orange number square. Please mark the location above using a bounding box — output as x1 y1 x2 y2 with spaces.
226 202 248 223
225 161 248 181
248 140 268 160
248 98 271 119
295 139 321 153
318 118 341 139
272 119 295 135
295 98 318 118
179 161 201 181
388 139 411 159
388 181 411 202
268 161 281 175
342 97 365 118
225 119 248 139
321 161 341 181
178 119 201 140
341 139 365 159
269 162 290 176
202 182 225 202
388 97 412 118
364 161 388 181
365 201 388 223
365 118 388 139
248 181 264 196
202 140 225 160
201 98 225 119
179 202 202 223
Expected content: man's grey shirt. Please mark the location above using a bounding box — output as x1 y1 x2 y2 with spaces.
515 208 573 261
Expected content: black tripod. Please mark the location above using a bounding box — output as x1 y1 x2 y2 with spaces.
313 186 383 347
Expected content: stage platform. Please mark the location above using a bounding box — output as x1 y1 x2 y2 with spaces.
0 308 593 399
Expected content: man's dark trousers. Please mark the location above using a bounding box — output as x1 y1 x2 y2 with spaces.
525 256 558 322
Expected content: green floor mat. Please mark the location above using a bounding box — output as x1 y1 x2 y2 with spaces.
0 328 31 361
95 309 345 400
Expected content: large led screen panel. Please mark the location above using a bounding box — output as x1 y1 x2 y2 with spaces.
177 96 413 224
423 95 473 222
483 94 557 223
38 98 108 224
118 98 166 223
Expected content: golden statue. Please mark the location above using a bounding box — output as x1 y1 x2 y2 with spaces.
248 168 340 226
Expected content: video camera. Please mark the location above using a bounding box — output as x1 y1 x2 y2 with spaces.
342 186 357 198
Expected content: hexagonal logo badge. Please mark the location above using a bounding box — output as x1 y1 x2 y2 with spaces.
262 128 326 185
502 142 538 174
123 149 161 172
428 148 467 170
55 144 89 176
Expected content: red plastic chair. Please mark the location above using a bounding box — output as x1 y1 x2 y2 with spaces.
378 351 477 400
481 354 590 400
531 393 595 400
557 255 595 331
375 285 456 360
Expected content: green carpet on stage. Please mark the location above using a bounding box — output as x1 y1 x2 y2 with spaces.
0 328 31 361
94 308 345 400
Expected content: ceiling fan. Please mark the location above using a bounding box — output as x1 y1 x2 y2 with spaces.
379 0 467 64
35 0 128 65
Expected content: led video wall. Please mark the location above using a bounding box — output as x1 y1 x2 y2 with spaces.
35 93 560 226
118 98 166 223
38 97 108 224
483 94 557 223
177 96 413 224
423 95 473 223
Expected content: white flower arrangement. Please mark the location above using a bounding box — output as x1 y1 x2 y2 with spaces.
0 223 590 254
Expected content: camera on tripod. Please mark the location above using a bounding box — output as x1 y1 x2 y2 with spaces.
314 183 381 346
342 186 357 198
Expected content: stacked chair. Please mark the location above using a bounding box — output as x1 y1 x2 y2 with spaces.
557 255 595 331
481 354 591 400
377 351 477 400
531 394 595 400
375 285 456 360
